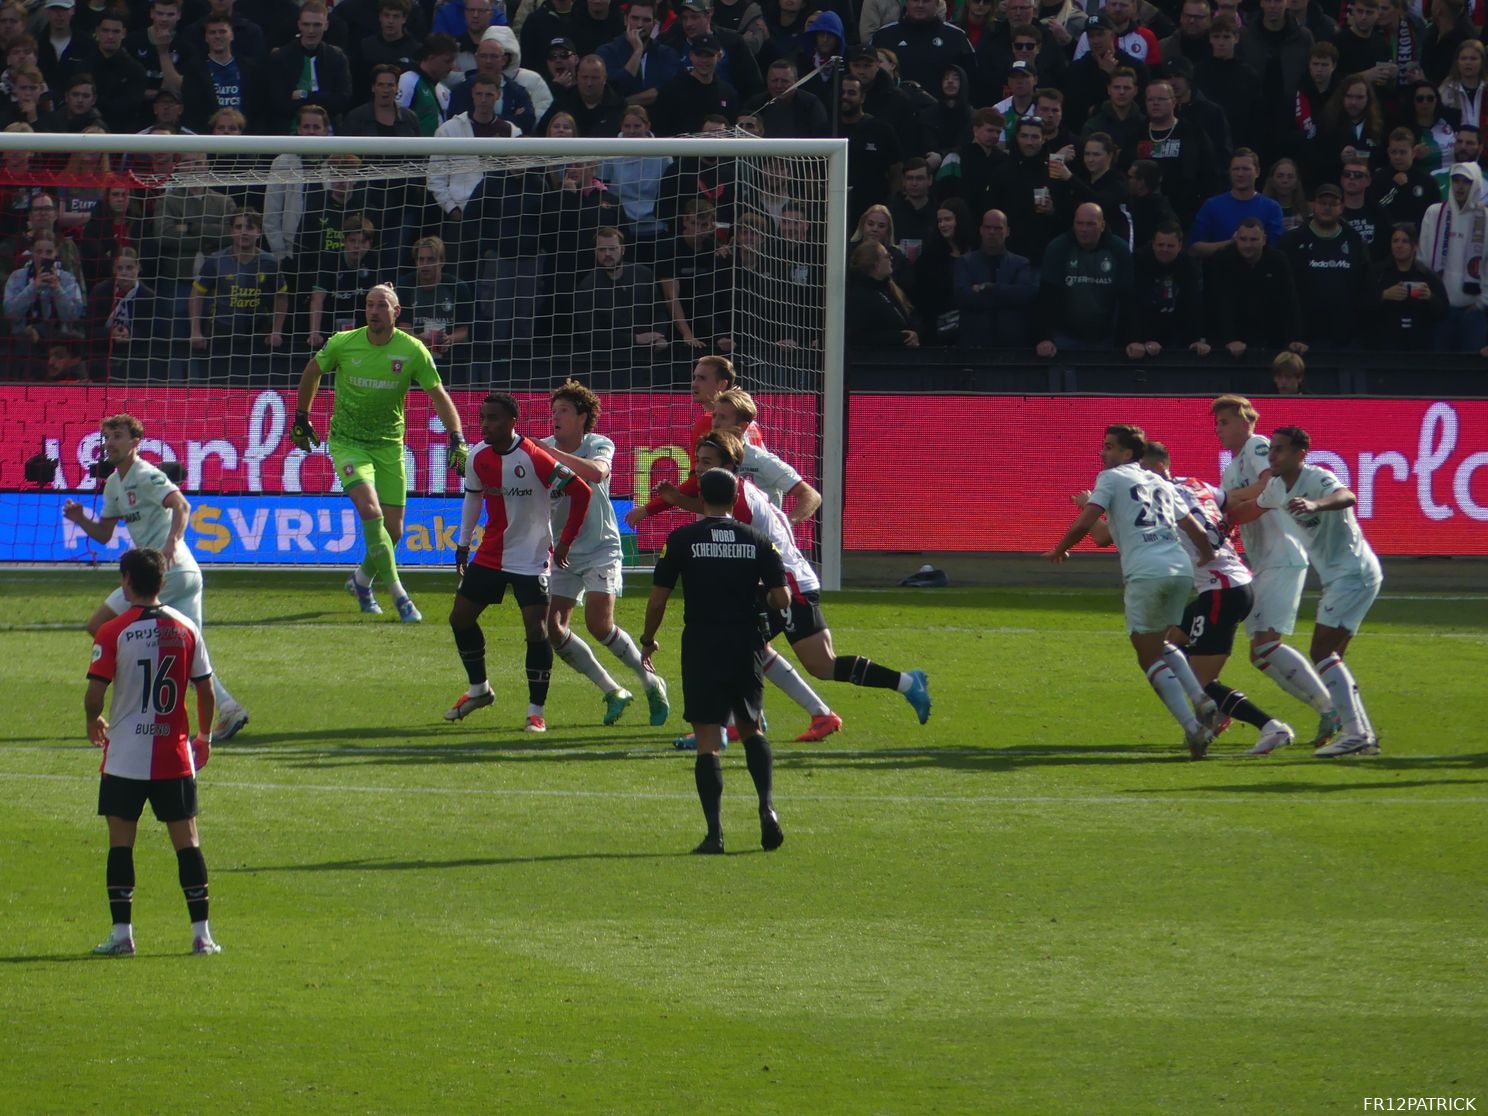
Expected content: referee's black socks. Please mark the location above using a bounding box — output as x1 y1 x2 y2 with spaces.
106 846 134 926
833 656 902 690
742 734 774 812
525 640 553 706
453 622 486 685
177 846 209 924
694 754 723 839
1204 681 1273 730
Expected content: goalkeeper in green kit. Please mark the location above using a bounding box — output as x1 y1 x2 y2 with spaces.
292 283 468 622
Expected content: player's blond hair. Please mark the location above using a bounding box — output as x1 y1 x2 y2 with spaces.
695 353 735 386
368 282 400 311
1210 393 1258 426
551 378 601 433
714 388 757 426
101 413 143 440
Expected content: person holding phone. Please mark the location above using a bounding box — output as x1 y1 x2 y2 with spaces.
1368 220 1449 349
4 231 84 373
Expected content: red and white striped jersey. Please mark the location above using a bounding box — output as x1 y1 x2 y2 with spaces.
1173 475 1253 593
688 411 766 465
88 605 211 780
738 479 821 600
462 435 590 576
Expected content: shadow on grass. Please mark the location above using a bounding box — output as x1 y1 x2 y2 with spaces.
0 953 182 965
220 850 697 874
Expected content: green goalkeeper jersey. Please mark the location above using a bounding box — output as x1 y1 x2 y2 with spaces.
318 327 442 447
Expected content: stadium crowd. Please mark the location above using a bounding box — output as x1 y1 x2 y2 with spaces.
3 0 1488 378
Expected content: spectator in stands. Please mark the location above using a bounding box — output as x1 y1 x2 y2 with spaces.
934 107 1006 222
1267 350 1305 393
543 53 624 137
870 0 973 92
541 35 579 94
993 57 1040 146
88 9 148 133
0 5 24 50
263 105 331 298
398 32 457 135
921 63 972 162
1437 40 1486 132
5 231 84 371
43 341 87 379
307 213 382 348
87 245 153 377
448 31 537 129
0 65 47 129
572 225 667 366
1070 0 1162 67
1376 126 1440 229
269 1 353 129
599 105 672 264
570 0 624 58
839 73 903 227
660 114 736 229
341 63 422 135
1368 220 1448 349
655 33 738 135
1165 57 1231 170
359 0 422 92
1197 15 1259 152
124 0 186 108
189 206 287 377
596 0 680 109
77 184 132 289
429 73 521 268
1339 155 1390 260
889 156 936 257
662 0 761 105
955 207 1038 349
1035 202 1134 357
1035 88 1079 163
995 115 1074 265
847 239 919 350
743 58 828 139
182 15 268 133
298 155 374 269
1280 181 1370 350
1408 79 1457 176
848 203 911 292
656 195 731 352
1422 0 1472 86
448 0 499 87
911 197 974 345
37 71 104 132
481 26 553 121
143 88 190 135
396 234 472 362
1263 156 1310 231
1334 0 1393 87
536 152 614 333
1419 161 1488 351
334 0 432 68
1131 218 1209 357
519 0 574 74
1320 74 1385 184
1161 0 1213 69
6 193 83 278
797 10 845 106
38 0 91 94
1238 0 1314 164
1071 131 1131 242
1124 158 1178 251
1206 216 1304 357
154 153 234 339
1063 14 1149 128
184 0 268 66
1189 148 1286 257
1381 0 1428 90
1084 67 1146 166
1142 80 1215 223
57 128 111 237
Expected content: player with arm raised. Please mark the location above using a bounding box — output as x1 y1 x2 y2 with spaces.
445 392 592 734
1229 426 1384 757
63 414 248 742
540 379 671 726
1086 440 1295 755
291 282 468 624
1045 423 1223 757
85 548 221 957
1212 394 1341 748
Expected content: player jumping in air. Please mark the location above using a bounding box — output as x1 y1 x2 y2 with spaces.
64 413 249 741
540 379 670 726
445 392 592 733
1229 427 1384 756
1046 424 1224 756
292 283 468 623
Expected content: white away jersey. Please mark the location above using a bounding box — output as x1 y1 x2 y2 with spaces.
100 459 199 574
739 479 820 598
1257 464 1382 584
740 443 803 508
1172 476 1253 593
1221 433 1307 570
89 604 211 780
1089 462 1193 581
464 435 578 576
541 433 621 571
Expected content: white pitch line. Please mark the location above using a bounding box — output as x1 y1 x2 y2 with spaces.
1 771 1484 806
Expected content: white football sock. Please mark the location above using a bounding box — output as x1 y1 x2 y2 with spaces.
1160 643 1206 703
192 919 210 939
1316 654 1368 736
468 679 491 696
1254 640 1333 712
764 649 830 716
113 922 133 942
527 703 544 718
554 630 620 693
895 673 914 694
1146 661 1200 730
599 626 653 686
389 579 408 603
353 565 373 589
212 676 239 715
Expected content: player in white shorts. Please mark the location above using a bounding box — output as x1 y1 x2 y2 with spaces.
540 380 670 726
1212 394 1340 748
62 414 249 741
1047 424 1223 756
1232 426 1384 757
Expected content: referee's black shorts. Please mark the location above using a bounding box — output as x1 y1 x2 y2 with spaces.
680 625 765 727
98 774 198 823
1181 583 1254 657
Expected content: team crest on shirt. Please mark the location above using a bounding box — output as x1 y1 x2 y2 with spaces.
514 465 526 478
91 643 103 662
344 463 356 477
127 491 137 506
391 359 404 375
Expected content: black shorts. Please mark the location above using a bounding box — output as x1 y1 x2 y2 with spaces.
457 563 550 609
97 774 198 823
766 590 829 645
680 626 766 727
1181 584 1255 657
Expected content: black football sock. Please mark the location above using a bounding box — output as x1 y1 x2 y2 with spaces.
177 846 209 924
694 753 723 838
832 655 902 690
526 640 553 705
453 622 486 685
1205 681 1273 731
106 846 134 927
742 734 774 811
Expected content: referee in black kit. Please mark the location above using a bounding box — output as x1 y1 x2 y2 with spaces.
640 468 791 855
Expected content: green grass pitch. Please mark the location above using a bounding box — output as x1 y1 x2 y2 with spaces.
1 569 1484 1114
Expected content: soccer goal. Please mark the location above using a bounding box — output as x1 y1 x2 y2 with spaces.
0 129 847 589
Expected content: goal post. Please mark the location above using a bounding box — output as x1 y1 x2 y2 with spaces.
0 130 847 589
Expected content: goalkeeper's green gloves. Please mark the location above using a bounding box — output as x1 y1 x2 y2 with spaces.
448 431 469 474
291 410 320 452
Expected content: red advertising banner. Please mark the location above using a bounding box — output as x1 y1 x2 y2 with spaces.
844 395 1488 555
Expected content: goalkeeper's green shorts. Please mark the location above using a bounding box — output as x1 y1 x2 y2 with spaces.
329 439 407 507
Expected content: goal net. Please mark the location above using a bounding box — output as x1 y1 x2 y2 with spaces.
0 131 846 587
